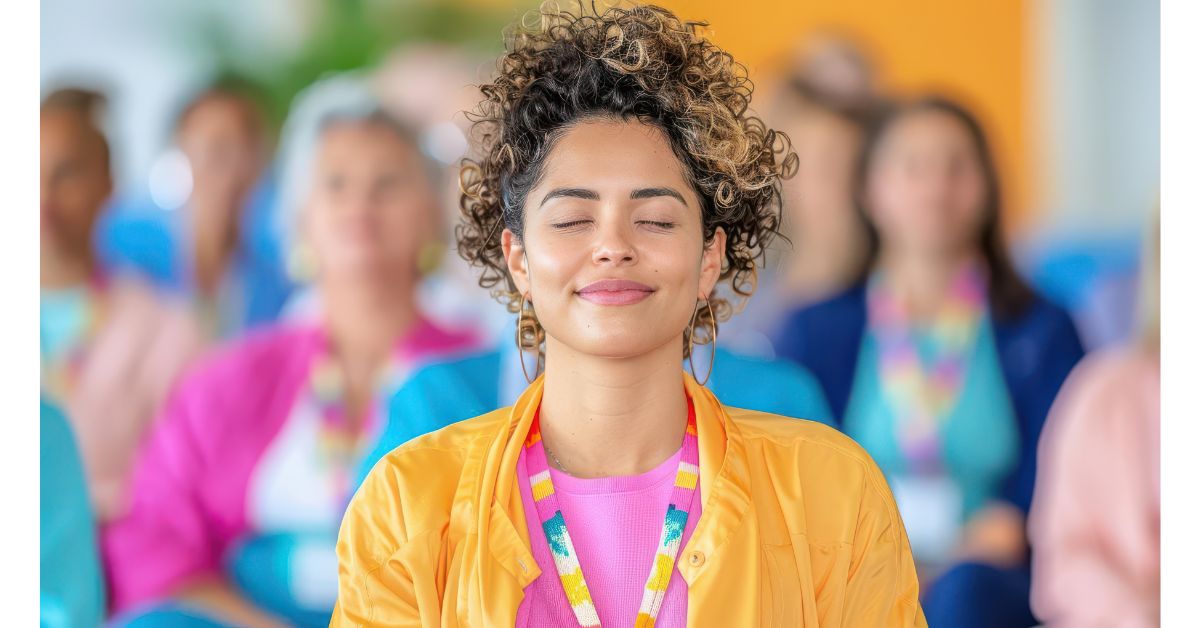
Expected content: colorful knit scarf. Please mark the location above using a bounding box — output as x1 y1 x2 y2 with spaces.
304 336 410 509
867 265 987 472
523 400 700 627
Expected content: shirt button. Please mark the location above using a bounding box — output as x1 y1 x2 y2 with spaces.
688 551 706 567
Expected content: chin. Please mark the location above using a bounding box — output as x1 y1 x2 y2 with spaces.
560 324 681 361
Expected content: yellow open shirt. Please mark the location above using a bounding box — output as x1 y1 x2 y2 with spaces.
333 373 927 626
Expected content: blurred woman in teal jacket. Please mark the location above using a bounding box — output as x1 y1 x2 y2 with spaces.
41 398 104 628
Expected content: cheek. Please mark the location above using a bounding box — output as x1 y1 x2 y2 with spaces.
955 178 988 223
866 173 909 229
305 205 341 251
379 201 424 244
653 245 703 288
524 237 582 296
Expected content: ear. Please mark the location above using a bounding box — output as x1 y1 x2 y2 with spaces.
699 226 727 299
501 229 531 297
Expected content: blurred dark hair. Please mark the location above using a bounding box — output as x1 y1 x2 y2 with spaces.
173 76 270 137
780 76 880 131
40 87 112 171
855 96 1034 320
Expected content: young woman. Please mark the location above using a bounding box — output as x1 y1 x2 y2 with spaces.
774 98 1086 626
102 77 477 627
333 4 925 626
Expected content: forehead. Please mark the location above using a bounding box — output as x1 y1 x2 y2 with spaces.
538 118 691 188
317 119 414 160
41 109 105 159
179 95 259 137
879 109 974 154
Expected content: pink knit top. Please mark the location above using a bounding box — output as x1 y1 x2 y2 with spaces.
514 445 702 627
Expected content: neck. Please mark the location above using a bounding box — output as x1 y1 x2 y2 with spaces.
42 249 96 291
877 247 977 320
191 231 239 297
538 336 689 479
321 276 418 422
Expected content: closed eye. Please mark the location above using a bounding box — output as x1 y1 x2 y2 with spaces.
551 219 592 229
638 220 677 230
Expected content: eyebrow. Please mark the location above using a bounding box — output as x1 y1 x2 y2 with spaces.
630 187 688 206
539 186 688 208
539 187 600 206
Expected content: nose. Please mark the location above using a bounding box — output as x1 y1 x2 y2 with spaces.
591 220 636 266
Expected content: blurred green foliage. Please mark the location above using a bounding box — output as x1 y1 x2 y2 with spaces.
197 0 524 133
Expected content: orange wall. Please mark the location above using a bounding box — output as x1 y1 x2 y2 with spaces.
654 0 1034 225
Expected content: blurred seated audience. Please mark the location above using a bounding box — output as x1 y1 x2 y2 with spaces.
102 74 478 627
1028 208 1160 627
98 79 293 339
773 96 1085 627
40 87 204 522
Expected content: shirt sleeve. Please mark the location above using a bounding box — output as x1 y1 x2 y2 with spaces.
100 381 224 614
1028 355 1159 627
842 462 929 627
332 456 431 627
998 304 1086 513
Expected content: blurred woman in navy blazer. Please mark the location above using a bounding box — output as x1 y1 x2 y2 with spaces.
774 96 1085 628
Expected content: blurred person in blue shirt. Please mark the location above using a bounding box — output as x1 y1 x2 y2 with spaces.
774 97 1085 628
99 80 293 339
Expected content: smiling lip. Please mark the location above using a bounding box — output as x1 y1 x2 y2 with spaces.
576 279 655 305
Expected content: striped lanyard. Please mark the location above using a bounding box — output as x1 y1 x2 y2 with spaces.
523 400 700 627
867 264 987 472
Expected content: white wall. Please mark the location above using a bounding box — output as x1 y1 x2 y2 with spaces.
40 0 309 195
1032 0 1160 237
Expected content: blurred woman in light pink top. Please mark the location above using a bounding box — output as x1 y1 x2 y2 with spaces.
1029 208 1160 627
40 88 205 522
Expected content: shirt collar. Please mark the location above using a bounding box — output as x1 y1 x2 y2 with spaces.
461 370 753 590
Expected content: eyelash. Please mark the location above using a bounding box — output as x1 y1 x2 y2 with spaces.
549 220 677 231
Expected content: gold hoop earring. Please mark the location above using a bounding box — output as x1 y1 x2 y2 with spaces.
517 293 544 384
687 295 718 387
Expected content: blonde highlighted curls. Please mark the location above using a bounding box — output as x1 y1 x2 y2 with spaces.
457 1 797 357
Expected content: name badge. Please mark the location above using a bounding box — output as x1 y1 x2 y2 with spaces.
891 474 963 565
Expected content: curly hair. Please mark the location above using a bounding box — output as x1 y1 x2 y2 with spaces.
457 1 797 357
